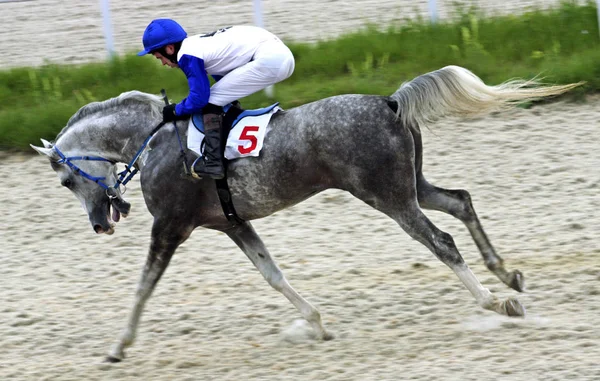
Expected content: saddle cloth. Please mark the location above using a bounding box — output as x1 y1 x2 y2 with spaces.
187 103 280 160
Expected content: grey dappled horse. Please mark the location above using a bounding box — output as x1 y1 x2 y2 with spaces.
32 65 579 362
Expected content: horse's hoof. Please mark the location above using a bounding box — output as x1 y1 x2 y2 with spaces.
322 331 335 341
503 297 526 317
104 355 123 363
509 270 525 292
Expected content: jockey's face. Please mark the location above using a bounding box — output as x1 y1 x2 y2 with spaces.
152 44 179 68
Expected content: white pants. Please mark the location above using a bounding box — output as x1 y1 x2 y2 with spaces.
208 38 295 106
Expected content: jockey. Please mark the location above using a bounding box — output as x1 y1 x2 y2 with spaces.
137 18 295 180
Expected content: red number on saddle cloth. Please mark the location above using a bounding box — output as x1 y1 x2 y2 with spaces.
238 126 259 154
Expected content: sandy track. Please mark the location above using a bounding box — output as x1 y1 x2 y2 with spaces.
1 94 599 380
2 1 598 379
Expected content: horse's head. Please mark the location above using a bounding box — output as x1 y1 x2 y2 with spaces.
31 138 130 235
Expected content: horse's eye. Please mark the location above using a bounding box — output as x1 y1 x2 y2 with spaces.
62 178 73 188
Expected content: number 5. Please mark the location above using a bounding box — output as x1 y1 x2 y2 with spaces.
238 126 259 154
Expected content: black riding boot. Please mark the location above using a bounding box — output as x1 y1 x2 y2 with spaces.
192 112 225 180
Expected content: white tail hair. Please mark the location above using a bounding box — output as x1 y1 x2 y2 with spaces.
390 65 583 128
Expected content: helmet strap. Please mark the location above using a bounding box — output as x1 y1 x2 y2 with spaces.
157 42 182 64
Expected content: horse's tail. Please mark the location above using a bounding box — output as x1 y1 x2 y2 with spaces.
390 65 583 129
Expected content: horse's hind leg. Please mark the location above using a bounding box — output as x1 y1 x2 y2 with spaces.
383 198 525 317
226 221 333 340
348 142 524 318
416 175 525 292
106 219 193 362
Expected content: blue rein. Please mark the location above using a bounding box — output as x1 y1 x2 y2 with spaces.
54 119 169 196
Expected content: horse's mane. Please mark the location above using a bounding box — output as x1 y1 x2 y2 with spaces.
56 91 164 141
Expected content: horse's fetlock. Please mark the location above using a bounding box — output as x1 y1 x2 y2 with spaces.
485 258 504 271
305 309 322 323
478 291 497 311
120 329 136 346
109 344 126 362
267 273 286 291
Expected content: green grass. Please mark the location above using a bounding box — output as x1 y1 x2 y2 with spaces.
1 1 598 150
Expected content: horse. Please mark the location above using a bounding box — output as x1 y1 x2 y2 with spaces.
31 65 580 362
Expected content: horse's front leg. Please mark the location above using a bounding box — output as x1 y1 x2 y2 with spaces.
226 222 334 340
106 219 192 362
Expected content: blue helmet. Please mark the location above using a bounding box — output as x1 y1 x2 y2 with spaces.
137 19 187 56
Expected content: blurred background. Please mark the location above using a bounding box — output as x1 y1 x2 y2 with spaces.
2 0 599 150
0 0 592 68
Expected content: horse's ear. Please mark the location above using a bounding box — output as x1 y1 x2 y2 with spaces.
30 144 57 159
41 138 53 149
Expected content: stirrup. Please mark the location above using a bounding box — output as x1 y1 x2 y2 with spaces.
190 156 225 180
190 156 204 179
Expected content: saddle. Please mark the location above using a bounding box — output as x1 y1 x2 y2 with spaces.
190 102 280 145
189 102 280 225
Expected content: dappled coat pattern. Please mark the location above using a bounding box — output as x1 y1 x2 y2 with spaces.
31 65 580 362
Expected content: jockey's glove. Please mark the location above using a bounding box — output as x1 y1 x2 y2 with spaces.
162 104 178 122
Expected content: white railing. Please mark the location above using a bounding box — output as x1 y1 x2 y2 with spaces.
95 0 598 58
94 0 597 98
94 0 437 58
100 0 115 57
598 0 600 38
428 0 438 23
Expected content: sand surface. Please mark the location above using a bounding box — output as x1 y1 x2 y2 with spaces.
2 94 599 380
0 0 589 68
1 1 599 379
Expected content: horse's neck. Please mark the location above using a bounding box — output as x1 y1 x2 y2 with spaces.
58 111 159 164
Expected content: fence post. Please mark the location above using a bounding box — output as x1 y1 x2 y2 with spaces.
253 0 274 98
428 0 438 23
597 0 600 40
253 0 264 29
100 0 116 57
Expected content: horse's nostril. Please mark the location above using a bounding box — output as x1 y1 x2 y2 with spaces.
93 225 104 234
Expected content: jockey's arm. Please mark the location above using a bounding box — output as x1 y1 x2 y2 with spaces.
175 55 211 116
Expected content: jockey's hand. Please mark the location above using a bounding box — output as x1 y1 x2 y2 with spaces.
162 104 178 122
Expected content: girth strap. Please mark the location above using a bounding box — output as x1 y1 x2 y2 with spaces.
215 174 244 225
212 106 245 225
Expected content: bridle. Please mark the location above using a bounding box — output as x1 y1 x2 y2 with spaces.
54 146 120 196
54 126 157 201
52 90 189 199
